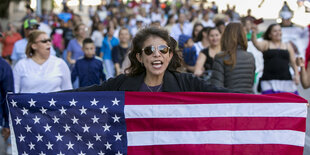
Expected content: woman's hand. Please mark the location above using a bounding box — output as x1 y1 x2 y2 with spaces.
251 24 258 35
296 57 305 67
194 69 203 77
70 59 76 65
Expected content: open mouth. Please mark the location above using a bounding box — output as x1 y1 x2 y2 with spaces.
46 47 51 51
151 60 163 69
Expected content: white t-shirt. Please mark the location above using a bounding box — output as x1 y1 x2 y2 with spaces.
170 23 193 41
201 19 215 27
13 55 72 93
91 30 104 47
194 41 206 56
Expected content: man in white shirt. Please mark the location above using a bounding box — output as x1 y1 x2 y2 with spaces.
170 13 193 41
201 11 215 27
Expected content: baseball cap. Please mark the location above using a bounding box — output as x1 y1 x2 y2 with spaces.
280 11 293 20
178 34 191 49
24 18 39 29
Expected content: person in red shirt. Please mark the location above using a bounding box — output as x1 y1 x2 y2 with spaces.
0 23 22 64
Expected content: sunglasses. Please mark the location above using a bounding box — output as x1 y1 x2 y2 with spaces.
36 39 52 43
26 25 39 30
142 45 170 55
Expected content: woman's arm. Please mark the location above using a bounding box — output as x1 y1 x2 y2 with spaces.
13 64 21 93
114 63 121 76
60 60 73 90
66 51 75 65
251 25 268 52
288 43 300 85
194 52 207 76
296 57 310 88
66 40 76 65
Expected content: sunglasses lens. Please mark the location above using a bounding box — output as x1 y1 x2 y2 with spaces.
41 39 51 43
158 45 169 54
144 46 154 55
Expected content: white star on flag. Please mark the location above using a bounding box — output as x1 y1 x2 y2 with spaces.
46 141 53 150
90 98 99 106
33 116 41 124
102 123 111 132
66 141 74 150
43 123 52 132
21 151 28 155
71 116 79 124
15 116 22 125
94 133 101 141
63 124 71 132
36 134 43 142
75 133 83 141
114 132 122 141
112 114 120 123
39 151 46 155
104 141 112 150
25 125 32 132
115 151 123 155
28 98 36 107
57 151 65 155
98 151 105 155
69 98 77 106
48 98 56 106
39 107 47 114
78 151 86 155
86 141 94 149
112 98 120 106
52 116 60 124
100 106 108 114
21 107 28 115
91 115 99 123
28 142 35 150
79 106 87 115
55 133 63 141
59 106 67 115
11 99 17 107
18 134 25 142
82 124 90 133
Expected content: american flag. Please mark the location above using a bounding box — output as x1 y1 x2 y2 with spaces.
7 92 307 155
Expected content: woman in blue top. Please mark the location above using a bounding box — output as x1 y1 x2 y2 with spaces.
66 24 87 68
100 24 119 79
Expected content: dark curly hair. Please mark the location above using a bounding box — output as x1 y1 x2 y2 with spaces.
263 23 280 41
125 27 183 76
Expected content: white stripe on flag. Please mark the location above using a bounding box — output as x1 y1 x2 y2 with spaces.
127 130 305 147
125 103 307 118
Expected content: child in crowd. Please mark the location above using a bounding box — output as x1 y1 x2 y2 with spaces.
71 38 106 87
178 34 197 73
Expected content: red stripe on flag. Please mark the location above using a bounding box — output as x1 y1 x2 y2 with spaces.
125 92 307 105
127 144 304 155
126 117 306 132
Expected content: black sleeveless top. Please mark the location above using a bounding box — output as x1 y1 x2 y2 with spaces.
261 48 292 80
201 48 214 70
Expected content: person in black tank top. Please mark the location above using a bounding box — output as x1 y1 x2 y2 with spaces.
194 27 221 78
251 23 299 94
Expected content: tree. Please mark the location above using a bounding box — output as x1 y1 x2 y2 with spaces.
0 0 10 18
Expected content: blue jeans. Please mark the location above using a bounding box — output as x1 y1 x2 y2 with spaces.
104 59 115 79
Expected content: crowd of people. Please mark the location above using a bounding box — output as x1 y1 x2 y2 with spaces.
1 0 310 154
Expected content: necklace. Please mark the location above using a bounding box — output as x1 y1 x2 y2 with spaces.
146 83 163 92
